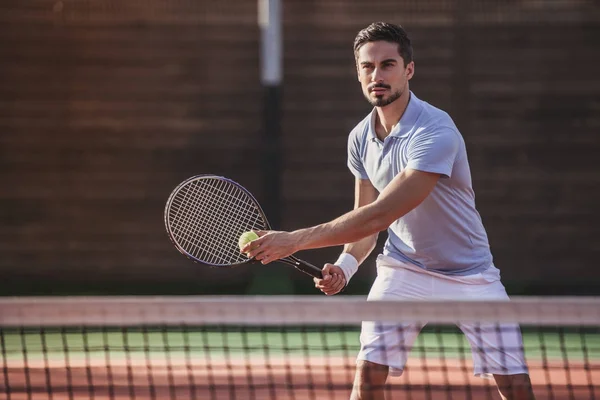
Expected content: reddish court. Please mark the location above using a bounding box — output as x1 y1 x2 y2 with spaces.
1 356 598 400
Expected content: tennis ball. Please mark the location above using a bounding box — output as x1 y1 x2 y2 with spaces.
238 231 259 251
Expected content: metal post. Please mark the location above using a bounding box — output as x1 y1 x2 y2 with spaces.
259 0 282 229
250 0 294 294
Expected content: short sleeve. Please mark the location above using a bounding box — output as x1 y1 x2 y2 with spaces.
347 128 369 180
406 127 460 178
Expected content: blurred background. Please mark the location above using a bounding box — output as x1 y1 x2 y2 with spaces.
1 0 599 297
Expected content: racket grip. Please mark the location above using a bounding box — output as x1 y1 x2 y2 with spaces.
295 259 323 279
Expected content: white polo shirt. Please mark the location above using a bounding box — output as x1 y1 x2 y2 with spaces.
347 92 493 275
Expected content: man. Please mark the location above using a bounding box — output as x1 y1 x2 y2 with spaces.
242 22 535 400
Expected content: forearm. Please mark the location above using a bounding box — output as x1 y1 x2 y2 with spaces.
289 169 439 252
343 234 378 266
290 203 389 251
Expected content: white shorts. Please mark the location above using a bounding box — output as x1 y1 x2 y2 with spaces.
357 255 529 378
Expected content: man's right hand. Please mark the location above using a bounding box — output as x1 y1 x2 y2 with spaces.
314 264 346 296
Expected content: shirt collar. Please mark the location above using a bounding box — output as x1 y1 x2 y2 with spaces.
367 91 422 141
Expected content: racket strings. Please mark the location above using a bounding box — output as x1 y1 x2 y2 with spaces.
169 184 204 248
170 183 241 264
192 180 258 264
204 182 267 263
180 181 231 263
167 178 268 265
170 180 240 264
170 183 218 259
199 180 264 264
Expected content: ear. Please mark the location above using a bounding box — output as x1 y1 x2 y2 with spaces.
405 61 415 80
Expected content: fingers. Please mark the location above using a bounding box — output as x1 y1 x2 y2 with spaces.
241 236 277 265
260 254 275 265
240 231 283 264
315 273 345 295
313 265 331 287
314 264 346 296
240 231 298 265
245 230 269 257
246 247 273 264
241 236 262 254
317 264 332 281
241 235 266 260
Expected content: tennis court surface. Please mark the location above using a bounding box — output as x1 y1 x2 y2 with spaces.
1 296 599 399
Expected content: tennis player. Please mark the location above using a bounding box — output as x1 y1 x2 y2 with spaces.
242 22 535 400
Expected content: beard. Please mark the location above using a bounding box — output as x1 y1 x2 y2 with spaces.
366 87 403 107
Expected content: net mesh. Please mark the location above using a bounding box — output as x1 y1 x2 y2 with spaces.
166 177 269 266
1 296 599 400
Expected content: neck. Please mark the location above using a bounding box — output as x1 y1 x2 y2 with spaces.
375 88 410 140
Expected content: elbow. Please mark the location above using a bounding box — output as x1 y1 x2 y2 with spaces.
367 234 379 254
373 217 394 234
365 198 407 235
366 208 395 234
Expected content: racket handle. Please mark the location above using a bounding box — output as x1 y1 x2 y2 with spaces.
294 259 323 279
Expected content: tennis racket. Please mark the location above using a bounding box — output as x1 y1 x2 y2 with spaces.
164 174 323 278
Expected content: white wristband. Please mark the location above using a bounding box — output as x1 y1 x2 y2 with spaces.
334 253 359 283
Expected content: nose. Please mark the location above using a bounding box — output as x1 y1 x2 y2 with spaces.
371 67 383 82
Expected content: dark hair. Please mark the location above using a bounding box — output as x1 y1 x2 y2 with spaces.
353 22 413 66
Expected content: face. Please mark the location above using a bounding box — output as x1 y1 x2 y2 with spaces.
356 41 414 108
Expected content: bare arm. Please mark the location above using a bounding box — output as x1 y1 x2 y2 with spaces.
290 168 440 251
312 178 378 295
244 168 441 264
343 177 380 266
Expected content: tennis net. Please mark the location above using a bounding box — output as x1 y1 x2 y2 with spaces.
1 296 599 400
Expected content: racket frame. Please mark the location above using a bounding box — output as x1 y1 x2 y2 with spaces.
165 174 322 279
